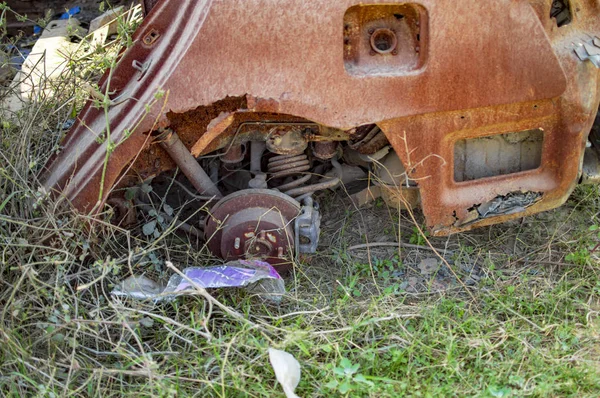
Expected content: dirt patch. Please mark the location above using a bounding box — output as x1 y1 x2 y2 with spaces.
310 187 594 297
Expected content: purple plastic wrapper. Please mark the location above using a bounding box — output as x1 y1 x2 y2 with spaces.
112 260 284 302
167 260 281 292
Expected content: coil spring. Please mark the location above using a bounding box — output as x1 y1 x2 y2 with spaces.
267 153 341 200
267 154 311 191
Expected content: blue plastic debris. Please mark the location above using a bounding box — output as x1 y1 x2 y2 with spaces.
33 6 81 35
59 6 81 20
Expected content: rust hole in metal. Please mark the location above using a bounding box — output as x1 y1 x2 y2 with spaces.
550 0 572 27
370 28 397 54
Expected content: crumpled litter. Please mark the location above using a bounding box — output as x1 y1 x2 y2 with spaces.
112 260 285 303
269 348 301 398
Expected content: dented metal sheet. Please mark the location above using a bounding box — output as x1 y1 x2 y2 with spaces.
40 0 600 237
477 192 542 218
457 191 542 227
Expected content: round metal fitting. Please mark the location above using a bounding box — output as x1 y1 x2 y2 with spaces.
204 189 301 268
220 143 246 164
312 141 339 160
369 28 398 55
266 128 308 156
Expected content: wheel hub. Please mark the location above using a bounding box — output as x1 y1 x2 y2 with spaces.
205 189 301 267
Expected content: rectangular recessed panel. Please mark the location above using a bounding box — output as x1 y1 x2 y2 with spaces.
343 4 428 76
454 129 544 182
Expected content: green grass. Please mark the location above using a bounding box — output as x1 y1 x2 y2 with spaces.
1 180 600 397
1 4 600 397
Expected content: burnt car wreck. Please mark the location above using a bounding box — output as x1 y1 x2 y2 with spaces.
41 0 600 269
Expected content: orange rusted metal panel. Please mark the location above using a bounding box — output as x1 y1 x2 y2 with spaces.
41 0 600 235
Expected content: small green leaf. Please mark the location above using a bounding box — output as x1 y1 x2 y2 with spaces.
339 358 352 369
333 367 345 376
52 333 65 343
338 381 352 394
348 363 360 375
353 374 374 387
125 188 136 201
142 220 157 236
488 386 512 397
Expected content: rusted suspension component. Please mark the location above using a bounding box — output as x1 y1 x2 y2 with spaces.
349 125 389 155
276 175 311 192
313 141 338 160
158 130 222 199
268 154 310 179
284 177 340 198
266 127 308 156
220 143 246 164
250 141 266 173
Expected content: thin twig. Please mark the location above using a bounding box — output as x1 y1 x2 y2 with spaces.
347 241 454 254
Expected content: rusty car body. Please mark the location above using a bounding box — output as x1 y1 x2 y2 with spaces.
41 0 600 267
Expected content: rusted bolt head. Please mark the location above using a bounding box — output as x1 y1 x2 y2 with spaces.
369 28 398 55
